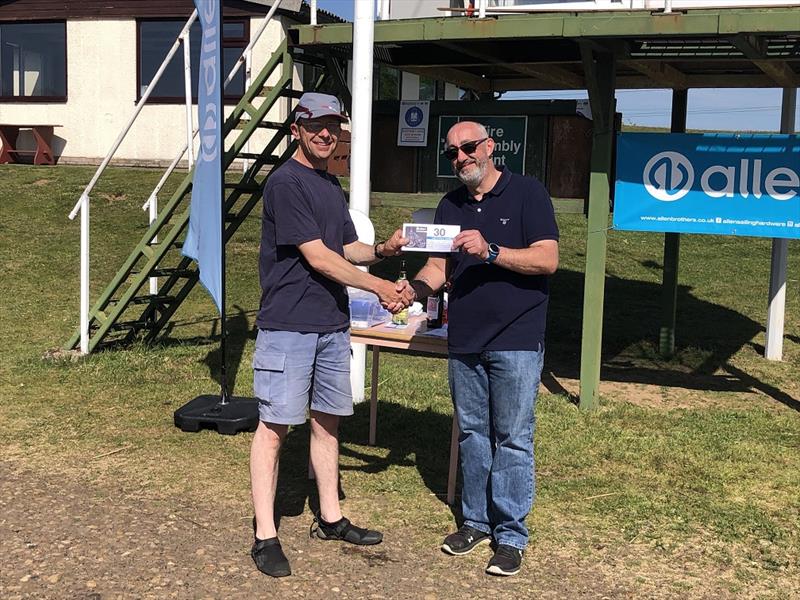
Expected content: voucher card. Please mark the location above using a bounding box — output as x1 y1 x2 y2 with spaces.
401 223 460 253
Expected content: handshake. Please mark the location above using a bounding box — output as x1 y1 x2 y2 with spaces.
376 279 416 315
368 227 416 315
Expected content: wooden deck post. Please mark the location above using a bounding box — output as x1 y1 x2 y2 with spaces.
578 46 616 411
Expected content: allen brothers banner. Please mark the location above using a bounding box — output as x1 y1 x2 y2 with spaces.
613 133 800 239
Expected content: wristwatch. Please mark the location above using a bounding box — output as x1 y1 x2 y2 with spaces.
374 241 386 260
484 242 500 264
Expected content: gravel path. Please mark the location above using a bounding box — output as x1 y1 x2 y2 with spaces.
0 459 640 599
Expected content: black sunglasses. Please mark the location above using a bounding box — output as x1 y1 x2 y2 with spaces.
298 119 342 134
442 137 488 161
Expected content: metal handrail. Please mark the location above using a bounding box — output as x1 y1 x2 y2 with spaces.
141 0 285 214
69 0 284 354
68 12 198 221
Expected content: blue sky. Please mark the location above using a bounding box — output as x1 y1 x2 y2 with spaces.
315 1 798 132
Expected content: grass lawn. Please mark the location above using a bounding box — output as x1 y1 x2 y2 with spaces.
1 163 799 597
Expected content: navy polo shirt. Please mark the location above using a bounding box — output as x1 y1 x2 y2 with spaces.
257 159 358 333
434 167 559 354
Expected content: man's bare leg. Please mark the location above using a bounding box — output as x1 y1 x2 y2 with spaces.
250 420 288 540
308 410 383 545
309 410 342 523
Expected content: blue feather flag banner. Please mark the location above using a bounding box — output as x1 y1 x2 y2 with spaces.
183 0 223 312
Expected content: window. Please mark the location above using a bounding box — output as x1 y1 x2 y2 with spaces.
137 19 249 103
301 63 340 97
373 65 399 100
419 75 445 101
0 22 67 101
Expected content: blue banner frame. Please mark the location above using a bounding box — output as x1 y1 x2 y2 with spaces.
183 0 223 312
613 133 800 239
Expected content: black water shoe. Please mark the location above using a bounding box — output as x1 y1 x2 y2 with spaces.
251 537 291 577
309 515 383 545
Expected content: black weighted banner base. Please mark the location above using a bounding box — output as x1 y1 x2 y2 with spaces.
174 395 259 435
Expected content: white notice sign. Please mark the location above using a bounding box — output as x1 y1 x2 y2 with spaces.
397 101 430 147
401 223 460 253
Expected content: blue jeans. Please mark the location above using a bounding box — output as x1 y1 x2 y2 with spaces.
448 348 544 550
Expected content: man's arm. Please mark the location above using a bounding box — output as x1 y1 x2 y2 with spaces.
409 255 448 301
452 230 558 275
491 239 558 275
298 239 413 311
343 228 407 266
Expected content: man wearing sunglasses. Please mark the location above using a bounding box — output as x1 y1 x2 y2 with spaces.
410 121 559 576
249 92 413 578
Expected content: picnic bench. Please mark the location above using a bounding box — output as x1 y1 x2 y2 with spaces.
0 124 60 165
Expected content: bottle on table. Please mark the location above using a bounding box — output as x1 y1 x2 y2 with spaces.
442 280 451 326
391 260 409 326
426 288 445 329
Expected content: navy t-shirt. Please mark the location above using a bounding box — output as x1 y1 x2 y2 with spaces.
256 158 358 332
434 167 559 354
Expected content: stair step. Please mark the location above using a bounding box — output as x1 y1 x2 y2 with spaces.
108 321 140 332
130 295 175 306
258 86 302 99
239 153 281 163
223 211 256 223
235 120 288 131
151 268 194 278
141 239 184 260
224 182 262 193
258 121 290 130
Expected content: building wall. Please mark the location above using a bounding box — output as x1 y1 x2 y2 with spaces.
1 15 289 164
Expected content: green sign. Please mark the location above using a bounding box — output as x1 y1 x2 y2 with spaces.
437 115 528 178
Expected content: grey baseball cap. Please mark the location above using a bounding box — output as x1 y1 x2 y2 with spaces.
294 92 348 123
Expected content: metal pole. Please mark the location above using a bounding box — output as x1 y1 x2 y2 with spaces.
310 0 318 25
242 49 252 173
765 87 797 361
349 0 376 404
378 0 391 20
148 193 159 295
183 30 194 171
664 0 673 13
79 194 89 354
478 0 487 19
659 88 687 358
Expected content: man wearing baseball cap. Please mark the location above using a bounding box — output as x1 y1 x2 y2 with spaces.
249 92 413 577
